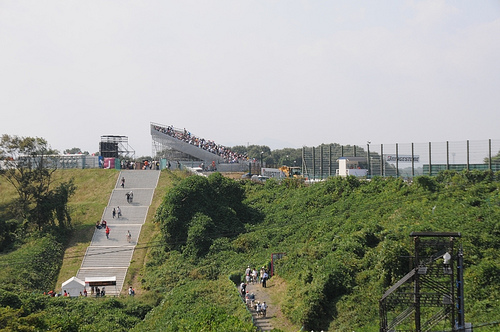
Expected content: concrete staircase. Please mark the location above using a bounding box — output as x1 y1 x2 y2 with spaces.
76 169 160 296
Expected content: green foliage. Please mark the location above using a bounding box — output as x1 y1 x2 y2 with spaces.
0 235 64 292
0 218 19 252
0 289 22 309
2 169 500 331
0 294 153 332
132 279 255 332
30 179 76 231
184 212 214 258
147 169 500 331
0 134 76 233
155 173 249 257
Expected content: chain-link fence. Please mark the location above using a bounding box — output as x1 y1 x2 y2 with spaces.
302 139 500 179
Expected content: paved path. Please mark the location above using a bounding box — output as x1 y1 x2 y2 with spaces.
245 281 276 331
76 170 160 296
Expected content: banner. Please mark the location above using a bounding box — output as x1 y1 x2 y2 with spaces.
385 155 420 163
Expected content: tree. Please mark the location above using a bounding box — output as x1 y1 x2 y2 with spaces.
0 135 75 231
63 147 89 155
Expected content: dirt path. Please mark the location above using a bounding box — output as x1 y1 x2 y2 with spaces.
245 276 301 332
246 280 274 331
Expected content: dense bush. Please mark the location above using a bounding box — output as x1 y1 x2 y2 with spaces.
132 279 255 332
0 289 22 309
0 294 153 331
155 173 251 258
0 234 64 292
2 169 500 331
146 170 500 330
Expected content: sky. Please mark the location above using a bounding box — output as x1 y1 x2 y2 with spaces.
1 1 499 157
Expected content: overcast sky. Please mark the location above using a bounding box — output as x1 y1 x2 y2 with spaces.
1 1 499 157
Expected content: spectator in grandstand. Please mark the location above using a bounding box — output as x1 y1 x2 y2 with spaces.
152 124 248 164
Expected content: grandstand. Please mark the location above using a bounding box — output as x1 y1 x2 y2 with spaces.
150 122 249 171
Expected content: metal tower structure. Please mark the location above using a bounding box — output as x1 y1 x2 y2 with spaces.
99 135 135 159
379 232 466 332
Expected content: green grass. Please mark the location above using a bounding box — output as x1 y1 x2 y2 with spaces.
1 169 500 331
124 169 189 296
142 171 500 331
54 169 119 290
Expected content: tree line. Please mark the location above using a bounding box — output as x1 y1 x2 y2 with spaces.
0 134 75 251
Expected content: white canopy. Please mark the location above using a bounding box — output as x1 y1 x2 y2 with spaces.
61 277 85 297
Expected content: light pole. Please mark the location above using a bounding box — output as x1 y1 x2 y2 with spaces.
367 141 371 178
260 151 264 175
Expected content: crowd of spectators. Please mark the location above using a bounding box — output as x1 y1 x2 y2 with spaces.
153 124 248 163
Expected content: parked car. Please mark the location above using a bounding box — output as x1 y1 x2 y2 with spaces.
251 175 269 183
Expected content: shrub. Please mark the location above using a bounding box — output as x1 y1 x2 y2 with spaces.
0 289 22 309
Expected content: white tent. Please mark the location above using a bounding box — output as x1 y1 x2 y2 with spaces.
61 277 85 297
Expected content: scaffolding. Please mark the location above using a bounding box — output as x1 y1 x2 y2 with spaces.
99 136 135 159
379 232 466 332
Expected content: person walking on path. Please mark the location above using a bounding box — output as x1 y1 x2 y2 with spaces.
112 207 116 219
262 270 268 288
126 230 132 243
126 191 133 203
105 226 110 239
117 206 122 218
261 301 268 317
121 177 125 188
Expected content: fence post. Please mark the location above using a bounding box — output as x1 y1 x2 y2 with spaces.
381 144 384 177
411 143 415 177
302 146 305 177
312 147 316 180
489 139 492 170
446 141 449 170
320 145 323 180
467 140 470 171
396 143 399 178
367 143 371 178
429 142 432 176
329 144 332 177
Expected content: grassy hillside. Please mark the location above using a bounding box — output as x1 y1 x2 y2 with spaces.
0 169 499 331
0 169 119 292
55 169 120 288
143 171 500 331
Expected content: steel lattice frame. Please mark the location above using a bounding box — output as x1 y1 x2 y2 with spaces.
379 232 463 332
